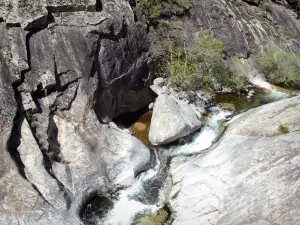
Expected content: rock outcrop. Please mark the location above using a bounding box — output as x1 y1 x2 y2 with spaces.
190 0 300 57
169 96 300 225
1 0 152 120
149 94 201 146
0 0 152 224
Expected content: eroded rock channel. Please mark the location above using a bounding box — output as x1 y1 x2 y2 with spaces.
99 87 294 225
1 0 300 224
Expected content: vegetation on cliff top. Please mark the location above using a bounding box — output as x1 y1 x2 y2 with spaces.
137 0 300 93
136 0 190 23
256 47 300 88
150 22 246 92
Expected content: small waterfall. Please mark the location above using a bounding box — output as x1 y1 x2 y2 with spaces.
99 86 292 225
167 107 233 156
101 151 162 225
260 89 290 103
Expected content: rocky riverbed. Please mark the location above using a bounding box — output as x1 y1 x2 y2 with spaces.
93 86 296 225
1 0 300 224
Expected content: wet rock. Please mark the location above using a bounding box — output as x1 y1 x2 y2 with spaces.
129 111 153 147
81 195 114 223
219 102 236 111
228 95 300 136
149 95 201 146
169 96 300 225
133 209 170 225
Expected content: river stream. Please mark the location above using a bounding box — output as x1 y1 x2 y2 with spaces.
95 87 292 225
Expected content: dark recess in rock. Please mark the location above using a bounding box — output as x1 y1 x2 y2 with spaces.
242 0 259 6
286 0 300 16
80 193 114 223
95 0 102 11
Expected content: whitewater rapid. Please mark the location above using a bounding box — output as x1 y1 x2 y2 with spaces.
100 87 291 225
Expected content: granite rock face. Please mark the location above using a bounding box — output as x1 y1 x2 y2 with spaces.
190 0 300 57
2 0 300 224
0 0 152 224
169 96 300 225
149 94 201 146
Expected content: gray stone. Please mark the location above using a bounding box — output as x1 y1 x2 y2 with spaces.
150 84 167 95
52 111 151 195
190 0 300 57
169 96 300 225
149 95 201 145
153 77 166 87
18 120 66 210
148 102 154 110
0 0 152 224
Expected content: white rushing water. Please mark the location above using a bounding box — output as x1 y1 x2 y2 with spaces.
100 87 291 224
101 153 161 225
261 89 290 103
166 88 290 157
167 107 233 156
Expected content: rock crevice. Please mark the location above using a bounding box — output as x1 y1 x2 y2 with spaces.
0 1 152 224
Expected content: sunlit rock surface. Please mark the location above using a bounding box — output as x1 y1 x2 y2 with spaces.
170 96 300 225
0 0 152 224
149 94 201 146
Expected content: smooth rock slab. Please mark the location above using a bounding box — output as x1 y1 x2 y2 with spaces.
149 94 201 146
169 96 300 225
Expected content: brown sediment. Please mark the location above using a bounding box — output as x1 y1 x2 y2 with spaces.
213 90 262 114
134 208 169 225
129 111 153 146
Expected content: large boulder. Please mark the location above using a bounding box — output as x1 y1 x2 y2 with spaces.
169 96 300 225
149 94 201 146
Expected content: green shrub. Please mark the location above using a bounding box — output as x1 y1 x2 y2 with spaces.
229 57 249 90
136 0 161 19
156 31 245 92
277 123 289 133
174 0 190 9
25 110 33 122
256 47 300 88
162 0 191 15
259 0 268 9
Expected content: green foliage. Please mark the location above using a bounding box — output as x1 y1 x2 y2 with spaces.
136 0 191 24
25 110 33 122
173 0 190 9
136 0 161 19
277 123 289 134
229 57 248 90
256 47 300 88
155 31 245 92
259 0 269 10
162 0 191 15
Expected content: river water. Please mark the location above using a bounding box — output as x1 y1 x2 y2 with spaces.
98 88 292 225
